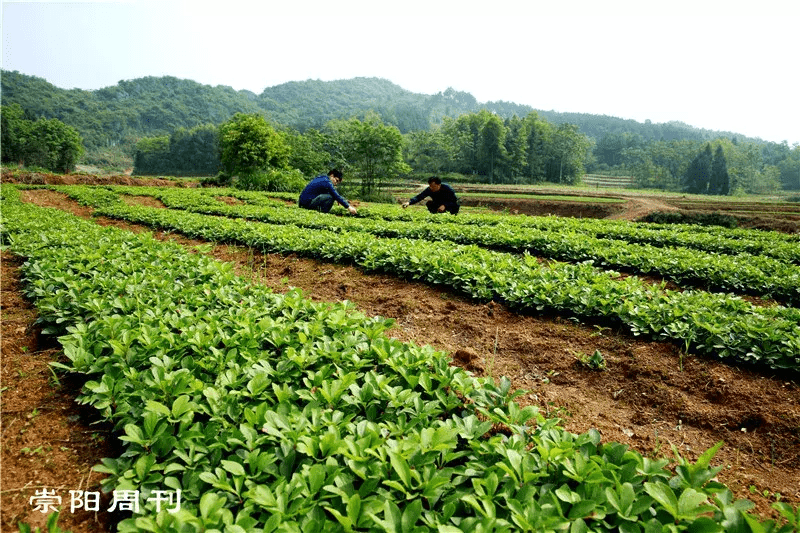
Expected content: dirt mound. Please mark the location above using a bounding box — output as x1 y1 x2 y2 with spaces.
460 197 622 218
1 168 195 187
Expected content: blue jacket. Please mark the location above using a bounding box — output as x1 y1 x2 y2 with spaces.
298 175 350 208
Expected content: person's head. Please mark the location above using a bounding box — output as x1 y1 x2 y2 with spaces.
328 169 343 185
428 176 442 193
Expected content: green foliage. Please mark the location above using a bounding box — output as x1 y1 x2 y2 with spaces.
684 143 714 194
1 104 84 173
639 211 739 229
4 184 797 531
200 172 234 187
218 113 290 177
574 349 607 370
285 127 334 176
133 124 220 176
710 144 730 194
608 137 797 194
777 145 800 190
4 70 798 191
46 184 800 368
354 188 398 204
683 142 731 195
327 112 410 195
234 168 306 192
1 103 28 163
421 111 593 184
17 511 70 533
132 135 170 174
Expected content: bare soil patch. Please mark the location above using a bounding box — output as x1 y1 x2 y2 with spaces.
460 197 623 219
3 184 799 530
1 251 117 533
1 167 195 188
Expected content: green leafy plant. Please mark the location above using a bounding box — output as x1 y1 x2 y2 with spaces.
573 349 607 370
17 512 70 533
3 183 797 532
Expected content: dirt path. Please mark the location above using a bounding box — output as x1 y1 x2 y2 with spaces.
2 188 798 531
1 251 117 533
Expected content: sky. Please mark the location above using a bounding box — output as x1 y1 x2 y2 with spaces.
2 0 799 146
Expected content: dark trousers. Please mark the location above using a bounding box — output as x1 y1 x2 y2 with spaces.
426 200 460 215
300 194 334 213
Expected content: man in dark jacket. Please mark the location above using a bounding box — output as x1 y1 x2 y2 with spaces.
402 176 460 214
298 169 357 215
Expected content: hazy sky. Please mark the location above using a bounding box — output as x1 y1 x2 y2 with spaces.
2 0 799 145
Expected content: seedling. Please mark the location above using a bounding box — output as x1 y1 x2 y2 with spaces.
574 349 607 370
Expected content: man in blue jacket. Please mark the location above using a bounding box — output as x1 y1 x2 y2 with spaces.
298 169 357 215
402 176 460 214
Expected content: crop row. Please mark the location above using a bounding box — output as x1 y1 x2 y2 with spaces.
91 186 800 305
261 190 800 259
147 186 800 263
7 189 799 531
30 184 800 372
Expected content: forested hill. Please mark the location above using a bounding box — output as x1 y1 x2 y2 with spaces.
1 69 764 153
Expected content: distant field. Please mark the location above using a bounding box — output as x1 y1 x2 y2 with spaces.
458 191 625 203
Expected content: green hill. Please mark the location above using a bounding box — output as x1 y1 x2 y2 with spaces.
0 69 772 162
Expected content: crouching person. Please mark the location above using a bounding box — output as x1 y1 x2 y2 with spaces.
402 176 460 214
298 169 357 215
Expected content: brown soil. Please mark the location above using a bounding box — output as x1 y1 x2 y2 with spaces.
1 251 117 532
2 179 799 532
0 168 196 188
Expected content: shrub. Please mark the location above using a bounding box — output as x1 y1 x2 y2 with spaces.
200 172 233 187
234 168 306 192
639 211 738 229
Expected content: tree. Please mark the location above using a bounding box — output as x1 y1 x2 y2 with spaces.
169 124 220 175
684 143 713 194
1 103 29 164
777 145 800 190
403 129 452 174
709 145 730 195
286 128 333 176
1 104 84 173
218 113 290 176
478 111 507 183
444 113 483 175
720 140 781 194
595 133 625 167
328 112 410 196
522 112 552 181
133 136 170 175
545 123 592 184
504 116 530 182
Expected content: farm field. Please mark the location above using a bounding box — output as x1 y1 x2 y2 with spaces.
449 183 800 234
2 170 800 532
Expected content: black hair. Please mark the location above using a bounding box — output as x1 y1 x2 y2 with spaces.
428 176 442 185
328 169 343 179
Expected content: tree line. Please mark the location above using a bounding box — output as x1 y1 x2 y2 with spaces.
4 70 786 157
404 110 592 184
131 109 591 193
593 132 800 193
133 111 408 200
2 70 799 193
1 103 83 173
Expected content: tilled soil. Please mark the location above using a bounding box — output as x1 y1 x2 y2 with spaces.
1 186 799 532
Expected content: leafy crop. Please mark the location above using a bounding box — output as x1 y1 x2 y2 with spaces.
56 185 800 304
3 186 797 531
46 186 799 372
